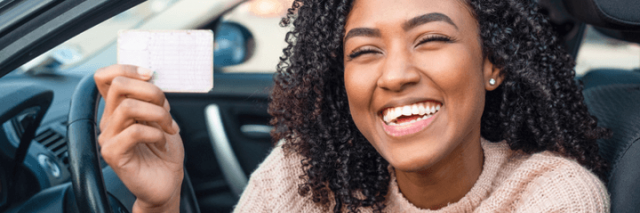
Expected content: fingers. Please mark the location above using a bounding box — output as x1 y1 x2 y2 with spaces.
94 64 154 99
100 98 177 144
100 124 166 165
95 65 164 130
101 76 167 129
163 98 170 112
94 64 179 162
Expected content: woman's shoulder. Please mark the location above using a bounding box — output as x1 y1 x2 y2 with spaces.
496 150 610 212
248 140 306 182
234 140 323 212
522 151 608 195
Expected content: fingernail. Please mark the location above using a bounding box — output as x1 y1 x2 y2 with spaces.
137 67 154 79
172 120 180 134
164 99 171 112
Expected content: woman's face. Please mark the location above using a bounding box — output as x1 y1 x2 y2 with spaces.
343 0 500 172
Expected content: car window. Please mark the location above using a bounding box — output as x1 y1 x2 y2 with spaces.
575 26 640 75
217 0 293 73
14 0 239 75
16 0 181 74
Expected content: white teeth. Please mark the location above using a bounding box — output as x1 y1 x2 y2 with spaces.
385 110 390 121
402 106 412 116
382 102 443 124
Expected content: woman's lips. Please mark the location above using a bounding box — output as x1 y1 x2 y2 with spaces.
381 109 439 137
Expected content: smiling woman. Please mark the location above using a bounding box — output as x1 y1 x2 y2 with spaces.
343 1 500 209
91 0 611 212
234 0 610 212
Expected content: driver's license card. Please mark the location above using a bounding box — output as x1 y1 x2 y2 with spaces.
117 30 214 93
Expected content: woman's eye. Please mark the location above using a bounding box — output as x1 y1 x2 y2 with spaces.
348 48 379 60
415 35 453 47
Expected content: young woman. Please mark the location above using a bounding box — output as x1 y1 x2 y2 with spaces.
94 0 610 212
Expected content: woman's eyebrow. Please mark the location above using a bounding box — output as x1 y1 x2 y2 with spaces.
403 13 458 31
344 28 381 43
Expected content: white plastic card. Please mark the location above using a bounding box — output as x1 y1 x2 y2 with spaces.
117 30 214 93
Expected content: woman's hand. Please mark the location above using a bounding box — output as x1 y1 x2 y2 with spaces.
94 65 184 213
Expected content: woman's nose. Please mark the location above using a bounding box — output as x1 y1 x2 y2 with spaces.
376 49 420 92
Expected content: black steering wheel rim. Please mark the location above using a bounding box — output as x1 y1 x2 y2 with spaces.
67 74 112 213
67 75 199 213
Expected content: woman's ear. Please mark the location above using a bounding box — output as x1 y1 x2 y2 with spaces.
483 57 504 91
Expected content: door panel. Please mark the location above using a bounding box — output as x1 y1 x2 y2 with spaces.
166 72 274 213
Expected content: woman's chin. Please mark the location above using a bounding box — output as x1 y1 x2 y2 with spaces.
374 132 450 173
383 147 446 173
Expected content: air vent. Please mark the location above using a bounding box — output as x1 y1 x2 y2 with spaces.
34 129 69 167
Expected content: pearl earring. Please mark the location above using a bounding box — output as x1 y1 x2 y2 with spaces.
489 78 496 86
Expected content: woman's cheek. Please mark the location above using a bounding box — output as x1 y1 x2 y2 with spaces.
439 50 486 130
344 63 380 138
415 47 485 126
421 47 481 92
344 63 378 104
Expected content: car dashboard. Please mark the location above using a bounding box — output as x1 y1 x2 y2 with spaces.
0 72 84 211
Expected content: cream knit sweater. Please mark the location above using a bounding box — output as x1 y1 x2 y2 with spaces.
234 139 610 212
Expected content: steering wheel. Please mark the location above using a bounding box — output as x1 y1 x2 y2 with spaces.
67 75 200 213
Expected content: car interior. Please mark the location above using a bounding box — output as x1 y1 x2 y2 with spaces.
564 0 640 212
0 0 638 212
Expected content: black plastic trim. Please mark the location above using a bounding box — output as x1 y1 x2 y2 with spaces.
0 82 53 209
15 182 71 213
0 0 145 78
0 0 58 35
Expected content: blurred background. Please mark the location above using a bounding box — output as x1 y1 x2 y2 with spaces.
576 26 640 75
18 0 638 76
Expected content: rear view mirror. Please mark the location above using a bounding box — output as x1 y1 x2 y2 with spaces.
214 22 254 67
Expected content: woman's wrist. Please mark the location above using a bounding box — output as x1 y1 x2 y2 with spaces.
132 189 181 213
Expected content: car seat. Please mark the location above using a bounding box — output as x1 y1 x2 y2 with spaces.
583 85 640 213
562 0 640 212
564 0 640 88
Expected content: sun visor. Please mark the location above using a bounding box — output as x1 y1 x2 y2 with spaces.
563 0 640 31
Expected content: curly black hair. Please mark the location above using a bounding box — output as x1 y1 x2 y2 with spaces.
268 0 610 212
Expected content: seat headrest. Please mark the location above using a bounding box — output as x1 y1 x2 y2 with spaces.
563 0 640 31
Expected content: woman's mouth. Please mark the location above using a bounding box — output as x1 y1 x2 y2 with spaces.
379 101 442 137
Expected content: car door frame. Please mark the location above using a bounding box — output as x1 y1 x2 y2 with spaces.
0 0 145 77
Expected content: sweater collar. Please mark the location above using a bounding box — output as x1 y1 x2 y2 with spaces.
385 138 511 212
